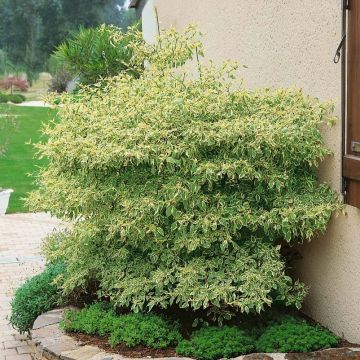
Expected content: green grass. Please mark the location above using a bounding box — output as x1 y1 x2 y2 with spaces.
0 104 56 213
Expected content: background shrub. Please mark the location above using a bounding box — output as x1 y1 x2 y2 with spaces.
256 317 339 353
9 262 65 333
48 71 73 93
176 326 255 360
0 76 29 92
53 24 142 85
30 26 341 321
62 303 182 349
6 94 24 104
0 92 7 103
0 93 25 104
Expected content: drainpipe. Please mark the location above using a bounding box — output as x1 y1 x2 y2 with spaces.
334 0 349 198
341 0 348 198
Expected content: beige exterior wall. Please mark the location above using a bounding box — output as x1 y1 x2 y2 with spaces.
141 0 360 343
141 0 158 44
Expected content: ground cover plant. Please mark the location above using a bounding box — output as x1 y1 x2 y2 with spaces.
62 303 339 358
176 326 255 360
9 262 65 334
0 104 56 212
30 25 341 325
255 316 339 353
62 303 182 348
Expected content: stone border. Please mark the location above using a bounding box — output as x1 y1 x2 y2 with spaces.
31 309 360 360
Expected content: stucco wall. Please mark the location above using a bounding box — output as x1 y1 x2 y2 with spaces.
142 0 360 343
141 0 158 44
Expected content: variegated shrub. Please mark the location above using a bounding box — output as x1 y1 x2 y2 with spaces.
29 26 341 320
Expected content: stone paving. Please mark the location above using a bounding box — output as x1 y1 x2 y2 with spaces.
0 213 61 360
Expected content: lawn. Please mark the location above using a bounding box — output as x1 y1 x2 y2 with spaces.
0 104 55 213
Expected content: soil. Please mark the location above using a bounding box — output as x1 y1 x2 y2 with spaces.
68 332 177 358
66 304 360 358
339 339 360 348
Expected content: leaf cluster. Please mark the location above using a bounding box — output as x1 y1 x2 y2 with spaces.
30 26 341 320
62 303 182 348
9 262 65 334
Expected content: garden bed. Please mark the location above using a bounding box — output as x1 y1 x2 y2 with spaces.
67 332 177 358
31 309 360 360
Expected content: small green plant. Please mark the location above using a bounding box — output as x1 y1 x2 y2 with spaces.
176 326 255 360
62 302 112 335
62 303 182 349
109 312 182 348
9 262 65 334
255 317 339 353
8 94 24 103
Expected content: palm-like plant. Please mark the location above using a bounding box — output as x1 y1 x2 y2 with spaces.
53 24 142 85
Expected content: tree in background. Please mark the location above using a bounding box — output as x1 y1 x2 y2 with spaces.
0 0 137 79
0 0 43 81
0 49 13 76
38 0 67 59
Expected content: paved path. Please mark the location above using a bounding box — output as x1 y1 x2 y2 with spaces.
14 101 51 108
0 213 61 359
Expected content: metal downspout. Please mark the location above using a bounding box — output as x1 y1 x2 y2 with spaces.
336 0 349 198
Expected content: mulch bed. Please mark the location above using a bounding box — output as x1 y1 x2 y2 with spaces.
68 332 177 358
339 339 360 348
69 331 360 359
